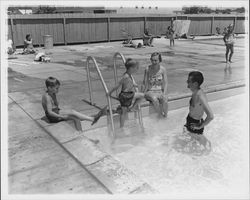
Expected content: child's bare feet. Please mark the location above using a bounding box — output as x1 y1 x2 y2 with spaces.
162 112 167 117
90 138 100 144
91 106 107 125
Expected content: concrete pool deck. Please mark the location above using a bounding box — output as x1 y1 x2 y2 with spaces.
4 36 248 196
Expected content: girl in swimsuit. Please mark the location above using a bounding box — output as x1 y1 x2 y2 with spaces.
143 52 168 117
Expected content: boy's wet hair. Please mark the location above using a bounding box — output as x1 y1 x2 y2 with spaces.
125 58 139 70
26 34 31 40
45 77 60 88
151 52 162 62
189 71 204 86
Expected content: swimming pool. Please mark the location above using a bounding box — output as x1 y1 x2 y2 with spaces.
84 93 249 198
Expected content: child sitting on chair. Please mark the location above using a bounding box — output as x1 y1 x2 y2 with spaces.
42 77 106 129
108 58 145 127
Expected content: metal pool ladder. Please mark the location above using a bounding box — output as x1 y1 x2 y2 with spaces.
85 54 144 135
86 56 115 135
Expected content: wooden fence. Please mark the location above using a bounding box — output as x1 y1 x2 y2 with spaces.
8 13 246 47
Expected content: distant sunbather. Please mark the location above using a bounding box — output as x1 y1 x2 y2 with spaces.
23 34 36 54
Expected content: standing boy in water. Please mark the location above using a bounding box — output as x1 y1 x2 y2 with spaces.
184 71 214 146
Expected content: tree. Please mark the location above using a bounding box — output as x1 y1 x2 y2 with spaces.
34 6 56 14
235 7 245 13
222 8 231 14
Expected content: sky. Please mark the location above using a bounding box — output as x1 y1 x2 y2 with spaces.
1 0 248 9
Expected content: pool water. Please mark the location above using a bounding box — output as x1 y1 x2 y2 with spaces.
85 93 249 198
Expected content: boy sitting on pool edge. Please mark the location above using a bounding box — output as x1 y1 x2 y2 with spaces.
42 77 106 130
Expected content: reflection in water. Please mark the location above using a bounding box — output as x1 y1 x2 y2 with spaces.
224 62 232 79
106 114 212 157
92 85 246 196
110 126 146 154
172 128 212 156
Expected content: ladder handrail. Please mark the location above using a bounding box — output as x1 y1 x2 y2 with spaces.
86 56 115 134
113 52 126 96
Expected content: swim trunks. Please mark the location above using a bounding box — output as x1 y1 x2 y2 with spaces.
118 91 135 107
185 115 204 134
45 108 64 123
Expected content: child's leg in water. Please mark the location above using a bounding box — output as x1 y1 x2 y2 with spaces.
187 132 211 150
159 95 168 117
145 91 161 114
120 107 128 127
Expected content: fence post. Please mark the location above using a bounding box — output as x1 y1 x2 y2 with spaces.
211 16 214 35
144 16 147 30
107 17 110 42
63 17 67 45
234 16 237 33
10 16 15 49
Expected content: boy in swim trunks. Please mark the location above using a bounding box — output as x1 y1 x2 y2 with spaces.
42 77 106 128
184 71 214 145
108 58 145 127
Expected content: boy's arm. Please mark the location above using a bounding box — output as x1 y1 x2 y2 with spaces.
223 34 227 43
142 68 148 92
24 39 32 45
108 81 122 96
44 95 66 119
198 92 214 128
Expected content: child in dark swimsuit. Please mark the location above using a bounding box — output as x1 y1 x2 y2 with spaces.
183 71 214 150
42 77 106 128
185 71 214 134
108 58 145 127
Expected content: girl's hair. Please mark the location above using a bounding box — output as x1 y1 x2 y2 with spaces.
26 34 31 40
125 58 139 70
188 71 204 86
45 77 60 88
151 52 162 62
